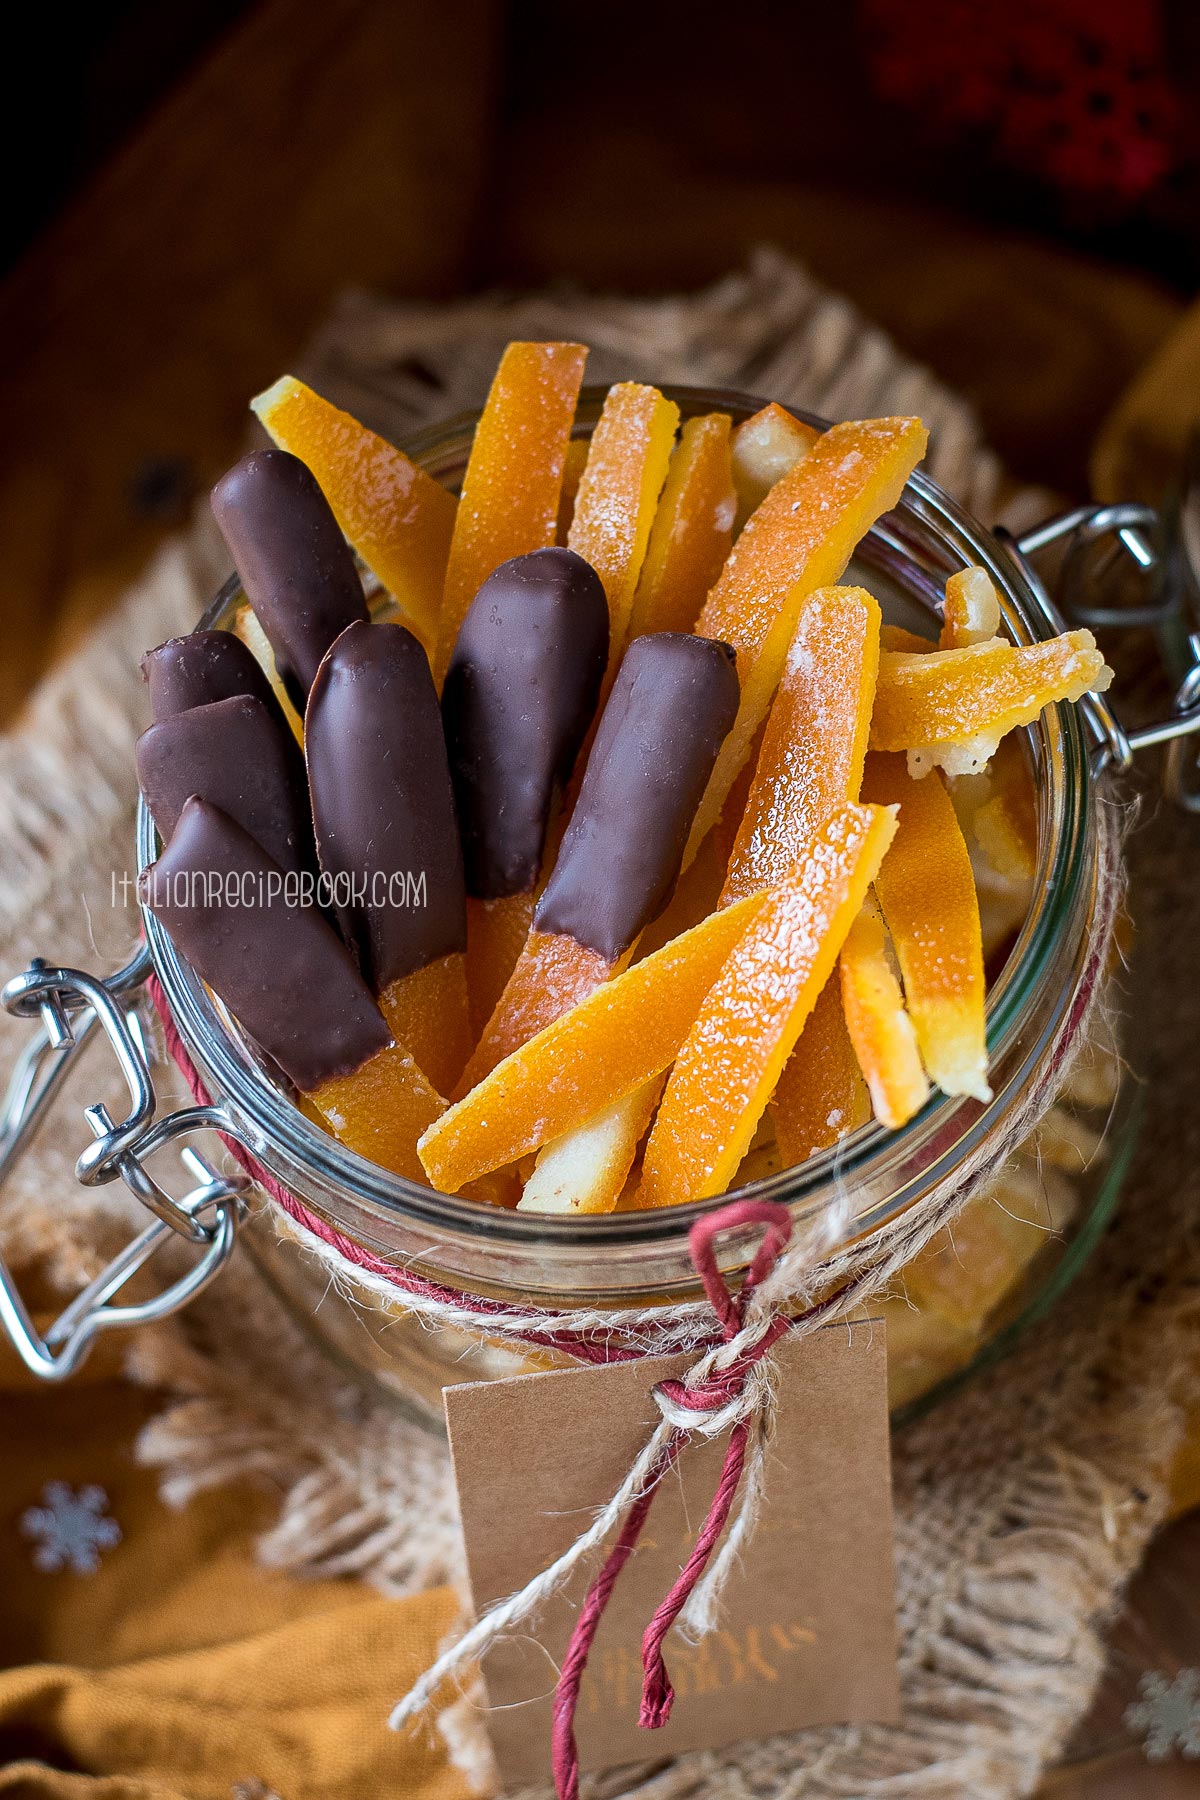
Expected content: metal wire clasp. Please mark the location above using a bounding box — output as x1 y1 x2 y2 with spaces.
0 943 247 1381
1004 503 1200 807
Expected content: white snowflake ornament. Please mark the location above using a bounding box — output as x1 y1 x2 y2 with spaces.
1125 1668 1200 1761
20 1481 122 1574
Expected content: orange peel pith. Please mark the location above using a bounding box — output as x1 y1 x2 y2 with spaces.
730 403 820 532
940 566 1000 650
235 605 304 743
839 894 930 1130
518 1076 664 1215
863 753 990 1102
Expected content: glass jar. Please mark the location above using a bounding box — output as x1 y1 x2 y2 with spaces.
130 386 1135 1427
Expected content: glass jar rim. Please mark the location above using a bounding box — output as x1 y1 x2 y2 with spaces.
138 384 1095 1276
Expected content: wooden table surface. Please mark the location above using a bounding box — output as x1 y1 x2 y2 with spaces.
0 2 1194 1792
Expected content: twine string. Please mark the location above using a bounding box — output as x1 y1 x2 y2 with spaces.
551 1201 793 1800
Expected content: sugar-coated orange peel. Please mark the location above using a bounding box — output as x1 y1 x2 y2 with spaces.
465 892 536 1038
864 753 990 1102
378 953 472 1101
838 894 930 1130
518 1075 664 1215
419 891 767 1192
434 342 587 683
251 376 457 649
940 566 1000 650
310 1039 444 1184
689 415 928 858
722 585 881 903
730 403 820 533
636 802 898 1208
627 413 736 639
871 630 1112 776
770 975 871 1167
568 381 680 668
456 929 614 1096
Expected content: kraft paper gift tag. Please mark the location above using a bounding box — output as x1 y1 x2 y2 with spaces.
444 1319 899 1786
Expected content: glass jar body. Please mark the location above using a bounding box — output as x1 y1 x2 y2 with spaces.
139 387 1129 1425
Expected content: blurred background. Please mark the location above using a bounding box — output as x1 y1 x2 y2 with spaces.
3 0 1198 725
0 0 1195 711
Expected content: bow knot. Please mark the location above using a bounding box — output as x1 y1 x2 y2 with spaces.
553 1198 793 1798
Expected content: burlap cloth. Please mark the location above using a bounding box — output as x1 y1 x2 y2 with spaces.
1 249 1198 1799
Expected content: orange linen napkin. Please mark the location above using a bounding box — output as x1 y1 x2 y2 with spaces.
0 1323 469 1800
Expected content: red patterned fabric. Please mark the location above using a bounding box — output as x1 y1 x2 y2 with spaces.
860 0 1177 203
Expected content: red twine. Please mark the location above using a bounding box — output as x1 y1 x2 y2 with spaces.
551 1200 792 1800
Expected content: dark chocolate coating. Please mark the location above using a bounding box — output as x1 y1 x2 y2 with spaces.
141 630 282 723
139 798 390 1093
535 632 739 961
137 695 315 877
442 548 609 899
305 621 466 990
211 449 368 708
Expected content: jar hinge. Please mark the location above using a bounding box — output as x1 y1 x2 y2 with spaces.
1001 503 1200 808
0 945 247 1380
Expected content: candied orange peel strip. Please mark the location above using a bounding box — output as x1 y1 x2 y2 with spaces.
434 342 587 683
730 403 820 532
871 630 1112 776
234 604 303 743
880 623 934 654
568 381 679 667
518 1075 664 1215
970 737 1038 883
864 753 990 1101
379 953 472 1101
627 413 736 639
690 415 928 858
770 975 871 1167
465 892 536 1038
722 585 881 903
251 375 457 647
637 802 898 1208
310 1039 444 1184
940 566 1000 650
456 929 614 1096
419 891 767 1192
838 894 930 1130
